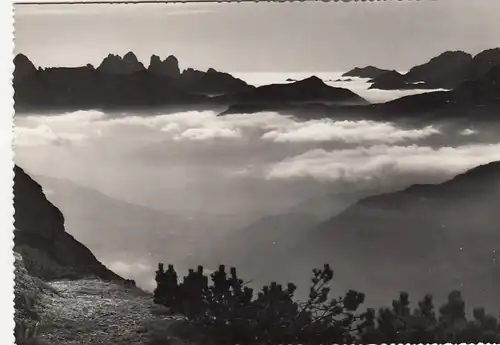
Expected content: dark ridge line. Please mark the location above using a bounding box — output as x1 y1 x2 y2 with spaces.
15 0 393 5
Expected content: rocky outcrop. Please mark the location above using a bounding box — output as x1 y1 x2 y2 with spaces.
148 54 180 79
342 66 391 79
13 165 123 282
97 52 145 75
13 54 37 83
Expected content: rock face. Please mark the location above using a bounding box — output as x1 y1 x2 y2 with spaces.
13 165 123 282
342 66 391 79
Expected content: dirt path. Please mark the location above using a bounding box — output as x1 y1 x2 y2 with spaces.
35 278 185 345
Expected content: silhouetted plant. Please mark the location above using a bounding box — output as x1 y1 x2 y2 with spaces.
153 262 500 344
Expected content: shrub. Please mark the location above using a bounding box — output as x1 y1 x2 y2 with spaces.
154 262 500 344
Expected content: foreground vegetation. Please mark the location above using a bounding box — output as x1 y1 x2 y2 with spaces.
154 263 500 344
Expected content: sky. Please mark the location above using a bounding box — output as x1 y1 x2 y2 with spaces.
14 0 500 72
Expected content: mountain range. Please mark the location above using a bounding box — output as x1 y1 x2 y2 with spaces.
14 47 500 122
345 48 500 91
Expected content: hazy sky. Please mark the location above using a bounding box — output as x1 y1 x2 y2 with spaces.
14 0 500 72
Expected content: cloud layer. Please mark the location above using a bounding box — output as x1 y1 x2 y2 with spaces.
261 120 440 144
266 143 500 183
15 110 443 146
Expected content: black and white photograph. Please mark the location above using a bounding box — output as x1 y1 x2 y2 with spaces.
11 0 500 343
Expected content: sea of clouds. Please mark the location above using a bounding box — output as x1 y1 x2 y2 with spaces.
14 109 499 184
13 106 500 288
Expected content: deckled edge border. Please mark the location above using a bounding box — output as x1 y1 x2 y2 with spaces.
1 0 15 344
4 1 500 345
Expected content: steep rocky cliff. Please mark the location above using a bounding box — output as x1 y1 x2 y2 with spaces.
13 165 123 282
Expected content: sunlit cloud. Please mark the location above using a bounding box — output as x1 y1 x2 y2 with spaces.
266 143 500 182
262 120 440 144
16 110 443 146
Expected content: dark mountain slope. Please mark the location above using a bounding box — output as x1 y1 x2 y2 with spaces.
290 161 500 307
404 50 473 88
363 48 500 91
13 165 123 282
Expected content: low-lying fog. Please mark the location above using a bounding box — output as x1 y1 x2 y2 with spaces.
13 81 500 300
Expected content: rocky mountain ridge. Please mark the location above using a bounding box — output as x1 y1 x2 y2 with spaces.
348 48 500 91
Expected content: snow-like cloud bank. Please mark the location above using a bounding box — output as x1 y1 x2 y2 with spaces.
14 124 87 147
14 110 443 147
262 119 440 144
266 143 500 183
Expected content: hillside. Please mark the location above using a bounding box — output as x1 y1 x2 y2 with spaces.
291 160 500 308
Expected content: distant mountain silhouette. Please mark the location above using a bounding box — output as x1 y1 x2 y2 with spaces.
13 53 252 113
13 165 123 282
13 48 500 121
371 62 500 117
353 48 500 91
342 66 391 79
216 62 500 124
404 51 472 88
218 76 368 115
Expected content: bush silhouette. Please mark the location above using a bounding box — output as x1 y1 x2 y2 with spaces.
154 263 500 344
